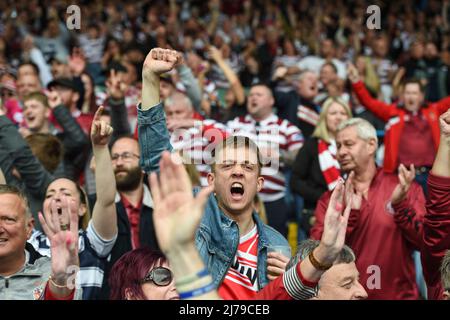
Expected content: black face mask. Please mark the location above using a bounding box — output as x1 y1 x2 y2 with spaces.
115 165 143 192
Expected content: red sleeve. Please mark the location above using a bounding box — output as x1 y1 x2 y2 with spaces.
391 182 425 250
351 81 394 122
310 192 360 240
434 96 450 115
43 282 75 300
421 173 450 298
254 275 292 300
254 262 319 300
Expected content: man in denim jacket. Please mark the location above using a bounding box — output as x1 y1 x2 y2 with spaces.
137 48 289 298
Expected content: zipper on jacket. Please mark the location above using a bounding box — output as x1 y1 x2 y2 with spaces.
5 278 9 288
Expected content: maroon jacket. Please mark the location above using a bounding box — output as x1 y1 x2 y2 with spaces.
422 173 450 300
311 168 425 299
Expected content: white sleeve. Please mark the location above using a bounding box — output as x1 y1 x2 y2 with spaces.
85 220 117 258
29 48 53 87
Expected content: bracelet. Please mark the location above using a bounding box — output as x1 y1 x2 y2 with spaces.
175 268 210 287
308 250 333 271
178 281 216 299
48 275 68 288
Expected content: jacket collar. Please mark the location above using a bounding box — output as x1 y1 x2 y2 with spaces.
115 184 153 208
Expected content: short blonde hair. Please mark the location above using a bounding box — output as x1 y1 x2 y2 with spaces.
312 97 352 143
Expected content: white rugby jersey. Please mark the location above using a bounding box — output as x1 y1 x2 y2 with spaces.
170 119 227 187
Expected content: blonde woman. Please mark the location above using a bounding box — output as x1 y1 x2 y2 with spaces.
290 97 352 235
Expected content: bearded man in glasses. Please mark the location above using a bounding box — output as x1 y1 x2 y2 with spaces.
92 134 160 299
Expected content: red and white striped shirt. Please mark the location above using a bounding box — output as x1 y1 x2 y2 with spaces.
170 119 227 187
218 225 259 300
226 114 304 202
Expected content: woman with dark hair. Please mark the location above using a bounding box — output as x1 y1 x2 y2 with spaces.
80 72 97 114
109 247 179 300
29 107 118 300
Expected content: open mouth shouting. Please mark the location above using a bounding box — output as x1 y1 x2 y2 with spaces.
230 182 245 201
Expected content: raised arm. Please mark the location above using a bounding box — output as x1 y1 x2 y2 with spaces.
422 109 450 299
138 48 181 173
432 109 450 177
90 106 117 240
347 63 394 122
0 110 53 199
389 164 425 249
0 166 5 184
48 91 89 157
106 69 132 143
38 196 80 299
141 48 183 111
149 151 218 300
257 176 356 300
209 46 246 106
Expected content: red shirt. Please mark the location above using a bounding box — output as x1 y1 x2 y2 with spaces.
310 168 425 300
218 226 259 300
44 282 75 300
352 81 450 172
120 194 142 249
422 173 450 300
398 112 436 167
255 262 318 300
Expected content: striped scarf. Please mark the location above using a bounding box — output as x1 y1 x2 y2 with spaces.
317 139 341 190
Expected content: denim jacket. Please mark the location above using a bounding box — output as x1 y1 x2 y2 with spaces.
137 103 289 289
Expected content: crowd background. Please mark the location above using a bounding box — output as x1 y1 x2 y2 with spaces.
1 0 450 300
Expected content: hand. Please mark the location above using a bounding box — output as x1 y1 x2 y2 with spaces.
345 171 362 210
143 48 183 78
46 90 63 109
22 35 34 52
68 47 86 77
18 126 32 138
267 252 290 281
439 108 450 137
91 106 113 146
38 196 79 287
391 164 415 205
208 46 222 62
149 151 214 253
272 66 288 81
166 118 196 131
106 69 127 100
316 176 354 265
347 62 361 84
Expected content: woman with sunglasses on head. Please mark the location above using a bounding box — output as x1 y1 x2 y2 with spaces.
109 247 179 300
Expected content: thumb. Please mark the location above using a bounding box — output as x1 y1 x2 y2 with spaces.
195 184 214 209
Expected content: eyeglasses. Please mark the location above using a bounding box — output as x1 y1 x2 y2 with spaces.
1 90 14 98
111 152 140 162
140 267 173 286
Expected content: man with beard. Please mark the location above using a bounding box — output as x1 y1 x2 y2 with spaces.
95 135 158 299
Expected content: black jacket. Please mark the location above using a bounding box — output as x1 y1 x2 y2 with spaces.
290 137 328 210
273 90 320 138
89 187 160 299
52 104 90 180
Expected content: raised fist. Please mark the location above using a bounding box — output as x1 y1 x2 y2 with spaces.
143 48 183 78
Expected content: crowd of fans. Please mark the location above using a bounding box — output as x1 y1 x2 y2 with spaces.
1 0 450 301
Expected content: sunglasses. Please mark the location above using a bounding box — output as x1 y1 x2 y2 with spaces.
140 267 173 286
